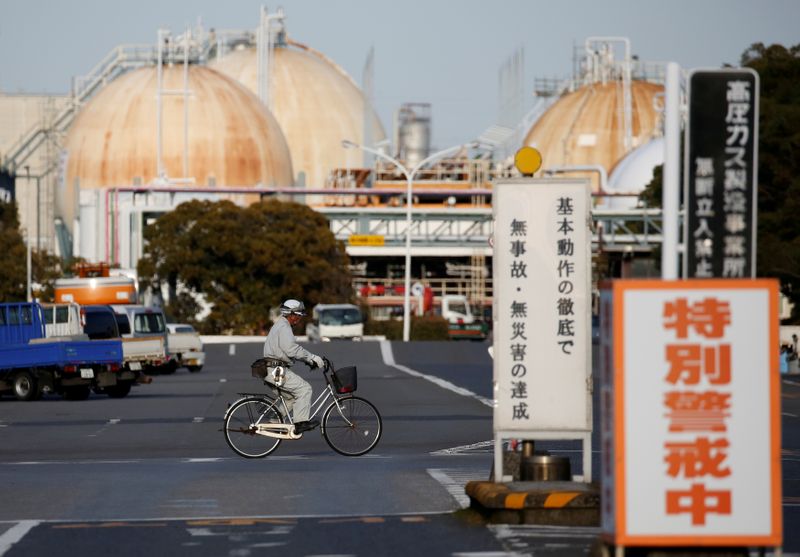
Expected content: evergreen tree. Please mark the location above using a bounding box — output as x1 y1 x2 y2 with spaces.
638 42 800 320
138 199 353 334
0 200 27 301
743 44 800 321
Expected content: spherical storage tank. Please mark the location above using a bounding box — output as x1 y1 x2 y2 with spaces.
210 41 387 189
60 65 294 230
523 81 663 191
602 136 664 210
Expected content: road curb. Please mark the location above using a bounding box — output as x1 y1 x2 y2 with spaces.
465 480 600 526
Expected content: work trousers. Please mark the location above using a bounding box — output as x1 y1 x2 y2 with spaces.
264 367 313 422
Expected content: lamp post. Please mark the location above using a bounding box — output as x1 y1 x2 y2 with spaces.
342 139 475 341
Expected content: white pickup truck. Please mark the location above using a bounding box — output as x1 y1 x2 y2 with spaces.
44 303 165 381
166 323 205 373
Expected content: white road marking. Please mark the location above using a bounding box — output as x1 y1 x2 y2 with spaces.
88 418 120 437
192 417 204 423
380 340 493 407
161 499 219 509
452 553 515 557
0 456 320 466
0 520 39 557
490 523 600 540
783 412 798 418
430 440 494 456
427 468 487 509
3 460 142 466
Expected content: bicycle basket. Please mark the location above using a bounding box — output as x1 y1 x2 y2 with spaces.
332 366 357 394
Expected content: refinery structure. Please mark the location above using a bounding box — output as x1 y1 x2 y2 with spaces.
0 8 669 310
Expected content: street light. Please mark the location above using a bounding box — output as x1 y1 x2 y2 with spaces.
342 139 476 341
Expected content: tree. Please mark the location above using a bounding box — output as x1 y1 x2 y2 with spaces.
0 200 28 301
742 44 800 321
638 43 800 319
138 199 353 334
30 251 62 301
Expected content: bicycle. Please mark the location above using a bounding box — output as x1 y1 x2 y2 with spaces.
223 357 382 458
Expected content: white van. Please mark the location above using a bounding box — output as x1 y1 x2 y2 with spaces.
306 304 364 342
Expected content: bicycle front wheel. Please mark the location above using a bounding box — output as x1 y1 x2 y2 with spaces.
224 397 285 458
322 396 382 456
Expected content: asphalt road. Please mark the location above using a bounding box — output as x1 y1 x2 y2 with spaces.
0 339 797 556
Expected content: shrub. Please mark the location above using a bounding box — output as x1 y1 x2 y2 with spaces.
364 315 450 341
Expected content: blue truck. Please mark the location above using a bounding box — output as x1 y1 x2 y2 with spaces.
0 302 127 401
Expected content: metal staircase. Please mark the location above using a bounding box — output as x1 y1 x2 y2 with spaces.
1 30 214 176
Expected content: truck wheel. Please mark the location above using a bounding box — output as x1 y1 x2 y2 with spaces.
13 371 41 401
160 361 178 375
105 382 132 398
187 365 203 373
63 386 91 401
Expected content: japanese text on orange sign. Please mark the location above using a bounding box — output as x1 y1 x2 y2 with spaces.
662 298 733 526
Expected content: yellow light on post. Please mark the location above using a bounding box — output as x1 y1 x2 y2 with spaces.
514 146 543 176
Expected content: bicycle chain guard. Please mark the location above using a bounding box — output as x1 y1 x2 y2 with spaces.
255 422 303 440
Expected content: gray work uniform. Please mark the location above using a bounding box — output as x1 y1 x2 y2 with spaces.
262 316 319 422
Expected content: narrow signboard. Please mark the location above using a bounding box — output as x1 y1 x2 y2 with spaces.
493 178 592 480
348 234 385 247
601 279 781 547
685 69 759 278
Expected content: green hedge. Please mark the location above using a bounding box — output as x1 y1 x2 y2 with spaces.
364 316 450 341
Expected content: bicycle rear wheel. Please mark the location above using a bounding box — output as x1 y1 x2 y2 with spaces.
322 396 382 456
224 397 285 458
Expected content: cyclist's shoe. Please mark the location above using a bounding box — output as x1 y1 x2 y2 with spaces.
293 420 320 434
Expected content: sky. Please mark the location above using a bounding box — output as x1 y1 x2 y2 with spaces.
1 0 797 149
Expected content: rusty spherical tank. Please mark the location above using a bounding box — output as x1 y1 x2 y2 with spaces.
523 81 663 191
60 65 293 228
210 42 387 188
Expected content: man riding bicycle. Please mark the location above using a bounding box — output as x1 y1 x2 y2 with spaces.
262 299 325 434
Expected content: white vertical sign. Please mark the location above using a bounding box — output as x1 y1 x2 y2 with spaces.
493 179 592 433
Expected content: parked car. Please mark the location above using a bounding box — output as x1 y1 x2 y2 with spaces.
165 323 205 372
